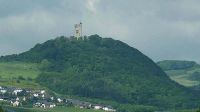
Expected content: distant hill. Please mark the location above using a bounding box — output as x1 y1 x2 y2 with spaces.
157 60 197 71
0 35 199 110
157 60 200 87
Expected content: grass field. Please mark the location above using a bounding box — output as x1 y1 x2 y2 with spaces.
0 62 42 88
5 106 198 112
0 62 40 79
30 107 104 112
5 106 104 112
166 69 200 87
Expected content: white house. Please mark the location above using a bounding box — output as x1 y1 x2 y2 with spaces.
41 102 56 109
41 104 46 108
49 104 56 108
94 105 103 110
57 98 63 103
40 90 45 94
0 89 7 94
33 93 39 97
34 102 41 107
16 97 20 101
50 97 54 101
42 94 45 98
11 100 20 107
23 97 26 101
13 89 23 95
103 107 116 112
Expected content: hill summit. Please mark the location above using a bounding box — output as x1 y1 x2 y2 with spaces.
0 35 199 109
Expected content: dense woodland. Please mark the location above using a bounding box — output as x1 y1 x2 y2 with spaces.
0 35 200 111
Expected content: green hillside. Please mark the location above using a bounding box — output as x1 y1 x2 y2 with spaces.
157 60 197 71
0 35 199 110
0 62 41 88
0 62 39 79
157 60 200 87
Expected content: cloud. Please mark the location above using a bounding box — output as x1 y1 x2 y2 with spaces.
0 0 200 62
86 0 100 13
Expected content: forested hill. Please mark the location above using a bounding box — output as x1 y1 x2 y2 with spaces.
0 35 199 109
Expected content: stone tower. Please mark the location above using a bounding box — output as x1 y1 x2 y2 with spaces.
74 22 82 39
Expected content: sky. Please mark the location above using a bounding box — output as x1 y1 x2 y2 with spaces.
0 0 200 62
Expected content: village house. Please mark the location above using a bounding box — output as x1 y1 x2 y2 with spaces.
25 89 32 93
13 88 23 95
57 98 63 103
0 89 7 94
32 90 46 98
0 98 3 101
34 100 56 109
11 100 20 107
33 93 39 97
50 96 54 101
16 97 19 101
79 103 92 109
40 90 45 94
94 105 103 110
65 99 91 109
0 96 9 101
34 102 41 107
13 90 18 95
103 106 116 112
93 105 116 112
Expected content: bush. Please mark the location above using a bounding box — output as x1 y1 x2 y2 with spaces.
18 76 25 80
16 80 20 83
27 77 33 81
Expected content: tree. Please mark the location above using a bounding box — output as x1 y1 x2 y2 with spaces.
40 59 50 70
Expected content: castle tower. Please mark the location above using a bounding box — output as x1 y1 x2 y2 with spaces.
74 22 82 39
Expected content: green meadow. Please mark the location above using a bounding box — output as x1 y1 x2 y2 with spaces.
0 62 40 79
166 69 200 87
0 62 42 88
4 106 104 112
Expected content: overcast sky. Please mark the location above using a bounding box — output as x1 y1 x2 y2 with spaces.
0 0 200 62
